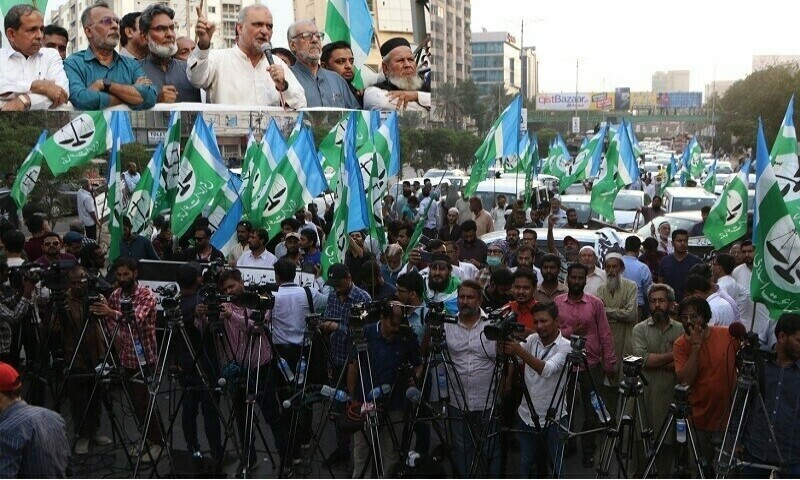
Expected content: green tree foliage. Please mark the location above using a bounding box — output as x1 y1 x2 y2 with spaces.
717 65 800 151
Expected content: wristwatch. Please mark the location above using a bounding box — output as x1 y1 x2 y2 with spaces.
102 78 112 93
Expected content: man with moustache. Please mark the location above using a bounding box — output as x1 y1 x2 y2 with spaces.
321 40 362 107
173 36 195 61
364 37 430 111
64 1 156 110
288 20 358 108
423 254 461 315
43 24 69 60
139 4 201 103
595 253 638 402
732 240 775 347
1 5 69 110
439 207 462 242
534 253 567 304
188 3 306 107
456 220 488 269
119 12 148 60
631 284 683 476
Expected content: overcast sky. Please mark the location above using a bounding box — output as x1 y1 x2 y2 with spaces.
471 0 799 93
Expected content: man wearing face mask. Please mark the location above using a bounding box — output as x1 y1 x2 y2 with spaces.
673 296 737 470
477 240 510 288
422 254 460 315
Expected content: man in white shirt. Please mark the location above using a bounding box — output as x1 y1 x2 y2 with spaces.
546 197 568 228
363 37 430 111
444 280 500 477
0 4 69 111
237 227 277 268
579 246 606 296
76 179 99 240
684 274 736 327
490 195 508 232
122 162 140 196
712 253 749 320
188 3 306 107
500 302 570 478
732 241 776 347
228 220 252 267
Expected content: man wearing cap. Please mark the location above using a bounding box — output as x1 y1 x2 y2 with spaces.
318 263 371 468
64 230 87 257
287 20 358 108
438 207 462 242
579 246 606 297
279 232 303 265
0 362 69 477
595 253 638 391
363 37 430 111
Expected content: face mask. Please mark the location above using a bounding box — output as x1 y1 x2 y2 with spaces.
487 256 502 267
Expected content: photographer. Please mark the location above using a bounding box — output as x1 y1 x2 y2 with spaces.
444 280 500 477
174 263 224 465
499 302 570 478
348 300 423 477
60 266 111 455
0 260 35 366
673 296 737 469
271 258 326 463
89 257 163 460
740 313 800 477
196 268 286 472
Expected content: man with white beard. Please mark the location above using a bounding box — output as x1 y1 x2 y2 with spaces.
138 4 201 103
363 37 430 111
595 253 638 388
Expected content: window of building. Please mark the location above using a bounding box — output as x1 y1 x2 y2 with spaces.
208 6 215 13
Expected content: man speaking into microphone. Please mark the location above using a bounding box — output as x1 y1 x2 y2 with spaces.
187 2 306 107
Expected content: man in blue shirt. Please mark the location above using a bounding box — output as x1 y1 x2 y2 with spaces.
622 235 653 320
741 313 800 477
656 229 701 302
287 19 359 109
64 1 157 109
119 216 160 261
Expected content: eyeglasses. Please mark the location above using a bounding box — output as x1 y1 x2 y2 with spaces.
44 241 60 246
679 313 701 322
91 16 120 26
293 32 325 41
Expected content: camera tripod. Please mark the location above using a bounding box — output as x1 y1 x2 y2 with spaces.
715 357 783 479
546 335 611 474
643 384 707 478
594 358 654 479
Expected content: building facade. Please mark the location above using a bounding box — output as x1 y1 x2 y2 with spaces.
651 70 690 92
470 30 537 100
704 80 734 103
429 0 471 91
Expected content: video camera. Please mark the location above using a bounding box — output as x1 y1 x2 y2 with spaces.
673 384 690 404
425 301 457 342
201 259 228 286
155 283 180 315
484 306 525 341
570 334 587 351
15 260 75 291
233 291 275 312
622 355 644 378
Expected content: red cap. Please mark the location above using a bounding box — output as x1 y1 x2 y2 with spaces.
0 362 21 391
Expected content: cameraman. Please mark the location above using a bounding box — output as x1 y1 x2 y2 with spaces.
444 280 500 477
60 266 111 455
348 300 423 477
740 313 800 477
196 268 286 472
499 302 570 478
174 263 224 465
271 258 326 463
0 261 35 366
89 257 163 459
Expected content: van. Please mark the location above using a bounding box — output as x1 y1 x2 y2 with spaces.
471 178 551 210
662 187 717 213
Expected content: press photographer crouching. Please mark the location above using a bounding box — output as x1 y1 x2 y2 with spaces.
348 300 422 477
739 313 800 477
89 257 164 460
195 268 286 473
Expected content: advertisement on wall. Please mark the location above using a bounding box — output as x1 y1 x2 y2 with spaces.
614 88 631 111
591 92 614 110
536 93 592 111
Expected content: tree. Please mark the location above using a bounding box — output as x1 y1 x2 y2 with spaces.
456 79 484 123
716 65 800 151
450 131 483 170
537 128 558 155
433 82 463 128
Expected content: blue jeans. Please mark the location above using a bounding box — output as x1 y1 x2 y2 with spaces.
516 414 566 478
447 404 501 478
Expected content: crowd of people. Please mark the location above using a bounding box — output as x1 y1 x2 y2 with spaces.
0 177 798 479
0 2 430 111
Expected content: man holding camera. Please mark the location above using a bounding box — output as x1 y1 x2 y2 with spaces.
89 257 163 460
499 302 570 478
348 301 422 477
740 313 800 476
673 296 737 470
444 280 500 477
631 284 683 476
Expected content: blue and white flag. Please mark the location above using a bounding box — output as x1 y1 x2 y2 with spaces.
344 112 370 233
211 175 245 257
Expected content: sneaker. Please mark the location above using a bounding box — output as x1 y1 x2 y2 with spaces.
75 438 90 455
92 433 112 446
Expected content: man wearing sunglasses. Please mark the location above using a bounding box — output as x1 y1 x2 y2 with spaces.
33 232 76 267
64 1 156 110
287 19 358 109
178 226 224 263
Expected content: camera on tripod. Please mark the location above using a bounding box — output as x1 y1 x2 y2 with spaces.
155 283 180 313
233 291 275 312
622 355 644 378
17 260 74 291
570 334 586 351
674 384 690 403
484 306 525 341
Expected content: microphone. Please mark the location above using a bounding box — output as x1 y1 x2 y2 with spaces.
260 42 274 65
405 386 435 413
728 321 747 340
217 377 227 388
282 388 306 409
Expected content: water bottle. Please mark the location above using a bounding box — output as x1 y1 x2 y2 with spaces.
406 451 420 467
436 364 450 402
320 385 350 403
134 339 146 366
296 357 307 385
366 384 392 401
590 391 610 423
277 357 295 383
675 418 687 444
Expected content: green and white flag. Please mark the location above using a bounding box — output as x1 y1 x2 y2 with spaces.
239 129 259 219
752 119 800 318
560 126 606 193
769 95 800 226
127 143 163 234
153 111 182 217
251 118 288 226
523 133 539 209
464 95 522 196
324 0 373 89
106 113 127 263
590 130 622 222
11 130 47 209
369 113 394 250
41 111 111 176
171 114 230 238
659 154 678 196
703 160 749 250
703 158 717 193
322 147 350 278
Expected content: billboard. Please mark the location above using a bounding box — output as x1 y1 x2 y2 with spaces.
591 92 614 111
631 92 658 109
536 91 702 111
536 93 592 111
614 88 631 111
